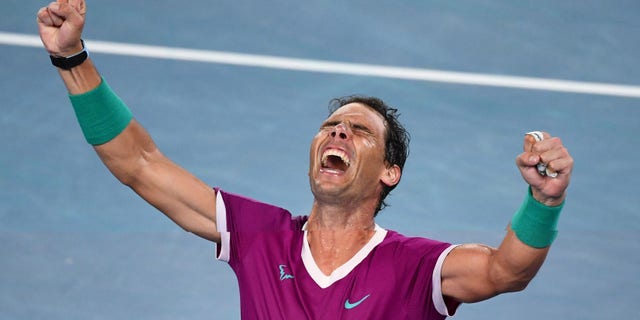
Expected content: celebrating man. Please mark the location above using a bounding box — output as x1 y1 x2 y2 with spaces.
37 1 574 318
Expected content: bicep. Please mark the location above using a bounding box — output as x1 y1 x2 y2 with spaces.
440 244 502 303
440 229 549 303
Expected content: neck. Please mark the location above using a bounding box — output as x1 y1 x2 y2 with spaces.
306 201 377 275
307 192 380 228
308 202 374 229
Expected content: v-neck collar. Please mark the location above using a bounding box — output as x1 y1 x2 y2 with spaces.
300 222 388 289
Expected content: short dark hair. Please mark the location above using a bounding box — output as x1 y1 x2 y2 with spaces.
328 95 410 215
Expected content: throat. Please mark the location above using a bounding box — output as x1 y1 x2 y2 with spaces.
307 229 375 276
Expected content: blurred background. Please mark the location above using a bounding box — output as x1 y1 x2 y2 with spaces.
1 1 639 319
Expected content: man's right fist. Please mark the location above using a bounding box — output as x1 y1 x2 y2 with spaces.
37 0 87 57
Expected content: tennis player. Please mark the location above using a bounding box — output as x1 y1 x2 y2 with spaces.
37 1 574 318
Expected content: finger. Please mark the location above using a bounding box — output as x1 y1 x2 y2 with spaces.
516 151 540 168
530 137 560 177
37 7 54 26
539 137 571 178
540 144 572 174
47 1 69 17
523 134 536 152
47 7 65 27
48 1 76 19
60 1 86 25
524 131 548 152
55 0 86 16
523 131 549 176
68 0 87 15
47 0 86 39
522 131 559 179
534 137 564 160
516 152 546 185
524 131 551 151
546 156 573 177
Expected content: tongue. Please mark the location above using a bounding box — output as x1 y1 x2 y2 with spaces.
324 155 348 172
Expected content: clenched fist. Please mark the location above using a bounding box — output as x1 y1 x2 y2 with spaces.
37 0 87 57
516 131 574 206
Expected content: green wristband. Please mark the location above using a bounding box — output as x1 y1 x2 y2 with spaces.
69 78 133 145
511 188 564 248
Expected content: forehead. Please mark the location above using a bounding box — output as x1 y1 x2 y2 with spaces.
325 103 387 130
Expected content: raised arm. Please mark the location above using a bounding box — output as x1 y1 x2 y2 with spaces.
441 132 573 303
37 0 220 242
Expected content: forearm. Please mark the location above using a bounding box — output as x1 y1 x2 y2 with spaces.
56 58 143 180
442 189 563 302
57 56 102 94
94 120 158 186
491 228 550 292
491 187 563 290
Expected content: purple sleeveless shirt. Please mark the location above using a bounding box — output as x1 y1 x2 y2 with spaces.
215 189 458 319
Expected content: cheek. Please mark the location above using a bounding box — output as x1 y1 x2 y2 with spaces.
361 139 385 162
309 136 322 166
361 139 377 150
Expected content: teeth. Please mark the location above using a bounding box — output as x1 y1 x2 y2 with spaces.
321 149 350 167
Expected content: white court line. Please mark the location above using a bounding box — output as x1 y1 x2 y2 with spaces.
3 31 640 98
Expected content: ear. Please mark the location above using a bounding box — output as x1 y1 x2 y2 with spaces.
381 164 402 187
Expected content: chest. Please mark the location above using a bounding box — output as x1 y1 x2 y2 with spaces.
231 232 439 320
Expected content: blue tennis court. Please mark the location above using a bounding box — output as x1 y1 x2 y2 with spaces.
1 1 639 319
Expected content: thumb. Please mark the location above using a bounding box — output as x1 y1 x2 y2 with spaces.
516 152 544 185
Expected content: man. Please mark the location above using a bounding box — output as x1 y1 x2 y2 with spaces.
37 1 574 319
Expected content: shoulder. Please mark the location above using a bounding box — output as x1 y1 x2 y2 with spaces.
217 188 305 231
381 229 452 257
370 229 453 273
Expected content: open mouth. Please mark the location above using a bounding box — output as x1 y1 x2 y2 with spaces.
321 149 351 173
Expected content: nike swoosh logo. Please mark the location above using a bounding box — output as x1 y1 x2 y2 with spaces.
344 294 370 309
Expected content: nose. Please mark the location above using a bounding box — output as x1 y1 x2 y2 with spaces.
330 123 350 140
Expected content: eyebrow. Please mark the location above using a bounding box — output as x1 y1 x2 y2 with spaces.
320 120 374 134
321 120 340 128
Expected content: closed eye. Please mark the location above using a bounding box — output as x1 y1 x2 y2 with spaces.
351 123 372 135
320 121 372 135
320 120 340 130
